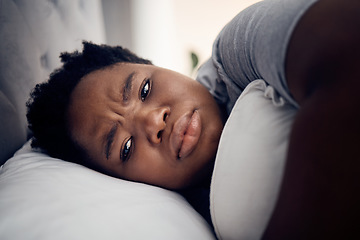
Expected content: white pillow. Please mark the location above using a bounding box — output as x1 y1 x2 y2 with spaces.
0 142 215 240
210 80 297 240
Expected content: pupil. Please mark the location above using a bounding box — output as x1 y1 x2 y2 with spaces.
142 83 148 98
125 140 131 154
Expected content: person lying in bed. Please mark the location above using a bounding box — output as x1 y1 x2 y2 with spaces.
26 0 359 238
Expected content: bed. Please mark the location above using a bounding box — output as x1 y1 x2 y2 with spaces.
0 1 215 239
0 1 298 239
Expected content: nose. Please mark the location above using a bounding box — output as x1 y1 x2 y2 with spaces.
138 106 170 144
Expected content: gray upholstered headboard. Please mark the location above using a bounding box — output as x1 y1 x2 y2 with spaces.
0 0 106 165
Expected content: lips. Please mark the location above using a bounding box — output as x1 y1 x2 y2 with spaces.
170 110 202 159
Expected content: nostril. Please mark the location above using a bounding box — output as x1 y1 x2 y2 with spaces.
157 130 163 139
163 112 167 121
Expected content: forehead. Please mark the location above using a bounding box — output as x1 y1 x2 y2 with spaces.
70 63 154 107
67 66 124 147
76 63 132 94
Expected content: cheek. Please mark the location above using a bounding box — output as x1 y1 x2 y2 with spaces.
163 79 198 98
124 149 169 181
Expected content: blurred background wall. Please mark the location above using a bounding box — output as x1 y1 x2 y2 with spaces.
102 0 261 76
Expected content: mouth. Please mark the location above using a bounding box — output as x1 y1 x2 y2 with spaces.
170 110 202 159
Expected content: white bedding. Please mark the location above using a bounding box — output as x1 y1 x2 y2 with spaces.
0 142 215 240
210 80 297 240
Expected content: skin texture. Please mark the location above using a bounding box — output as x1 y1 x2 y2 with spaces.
67 63 223 190
263 0 360 239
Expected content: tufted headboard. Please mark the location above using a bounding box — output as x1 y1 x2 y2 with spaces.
0 0 106 165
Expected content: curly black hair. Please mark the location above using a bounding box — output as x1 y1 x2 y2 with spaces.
26 41 152 165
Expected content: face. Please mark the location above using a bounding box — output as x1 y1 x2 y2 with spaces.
67 63 223 189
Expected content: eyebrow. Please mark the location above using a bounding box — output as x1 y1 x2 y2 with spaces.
105 124 118 160
123 71 136 103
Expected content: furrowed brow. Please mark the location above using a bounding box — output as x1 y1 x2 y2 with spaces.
105 124 118 160
123 71 136 103
104 71 136 159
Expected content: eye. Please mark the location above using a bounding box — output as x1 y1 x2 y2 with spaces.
121 137 132 162
140 79 151 101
